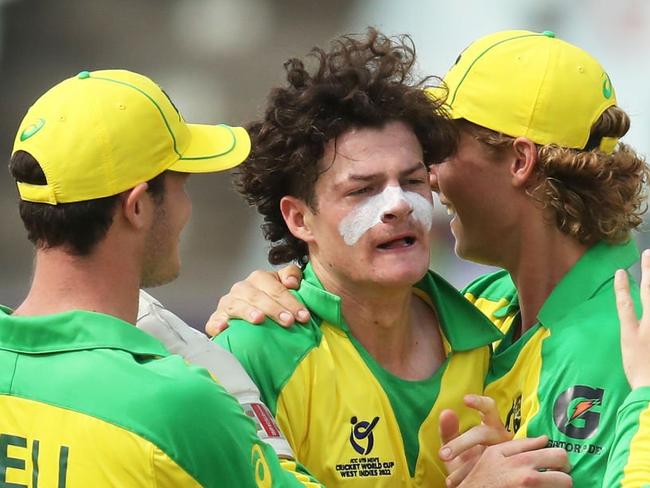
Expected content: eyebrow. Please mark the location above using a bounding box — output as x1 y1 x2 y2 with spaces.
346 161 427 182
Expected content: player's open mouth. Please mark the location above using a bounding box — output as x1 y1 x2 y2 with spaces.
377 235 416 250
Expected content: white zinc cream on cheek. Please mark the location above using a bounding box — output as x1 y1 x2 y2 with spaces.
338 185 434 246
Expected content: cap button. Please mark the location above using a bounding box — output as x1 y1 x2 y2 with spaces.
77 70 91 79
542 30 556 38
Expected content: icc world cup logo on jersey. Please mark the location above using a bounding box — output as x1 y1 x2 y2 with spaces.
350 416 380 455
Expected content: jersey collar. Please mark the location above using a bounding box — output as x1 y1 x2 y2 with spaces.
297 263 502 352
0 308 169 357
538 240 639 327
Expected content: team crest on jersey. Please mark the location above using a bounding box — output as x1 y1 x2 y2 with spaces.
334 416 395 479
505 394 522 433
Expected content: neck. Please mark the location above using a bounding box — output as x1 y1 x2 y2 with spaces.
14 244 142 324
503 224 588 333
310 259 443 379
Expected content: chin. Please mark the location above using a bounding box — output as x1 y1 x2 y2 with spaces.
140 261 181 288
371 263 429 288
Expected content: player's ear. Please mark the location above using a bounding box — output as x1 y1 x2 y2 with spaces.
510 137 538 188
121 183 151 230
280 196 315 243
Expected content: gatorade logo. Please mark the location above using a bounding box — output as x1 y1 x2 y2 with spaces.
602 73 613 99
20 118 45 141
350 416 380 455
553 385 604 440
251 444 272 488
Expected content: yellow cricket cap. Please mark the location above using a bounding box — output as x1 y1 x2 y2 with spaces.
12 69 251 204
431 30 617 150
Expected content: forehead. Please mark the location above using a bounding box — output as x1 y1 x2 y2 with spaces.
320 120 424 179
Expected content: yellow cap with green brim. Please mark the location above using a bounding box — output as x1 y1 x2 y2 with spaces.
428 30 617 152
12 69 251 205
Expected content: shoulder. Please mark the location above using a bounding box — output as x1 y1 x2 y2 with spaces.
145 362 280 487
216 316 322 359
214 318 322 414
129 354 243 420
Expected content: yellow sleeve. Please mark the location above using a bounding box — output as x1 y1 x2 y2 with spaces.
603 387 650 487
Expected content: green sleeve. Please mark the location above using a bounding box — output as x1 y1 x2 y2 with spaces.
159 363 322 487
602 387 650 487
213 316 320 416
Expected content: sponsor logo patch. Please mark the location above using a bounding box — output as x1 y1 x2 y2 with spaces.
548 385 605 456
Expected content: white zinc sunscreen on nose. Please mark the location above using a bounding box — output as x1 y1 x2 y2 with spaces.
338 186 433 246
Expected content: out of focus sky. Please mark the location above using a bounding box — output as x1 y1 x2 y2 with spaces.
1 0 649 328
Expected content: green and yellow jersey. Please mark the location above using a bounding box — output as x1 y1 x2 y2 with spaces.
463 240 640 488
216 264 502 487
0 306 320 487
603 387 650 487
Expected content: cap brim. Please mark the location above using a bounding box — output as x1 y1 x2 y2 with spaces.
170 124 251 173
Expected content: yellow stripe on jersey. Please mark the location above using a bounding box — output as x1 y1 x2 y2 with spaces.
483 327 550 438
274 322 489 487
466 295 514 349
622 403 650 486
0 395 200 487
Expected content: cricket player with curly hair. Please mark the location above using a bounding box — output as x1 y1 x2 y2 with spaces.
208 30 649 487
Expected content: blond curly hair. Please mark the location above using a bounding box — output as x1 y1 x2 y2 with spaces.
460 107 649 245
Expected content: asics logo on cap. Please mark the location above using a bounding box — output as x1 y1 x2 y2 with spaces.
602 73 613 99
20 118 45 142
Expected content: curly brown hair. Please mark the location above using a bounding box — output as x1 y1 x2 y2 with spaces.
237 28 458 265
460 106 649 245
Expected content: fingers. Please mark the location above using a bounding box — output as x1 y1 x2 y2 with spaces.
445 445 484 488
640 249 650 323
440 396 510 462
205 311 230 337
204 269 310 337
527 447 570 473
440 423 512 462
454 438 571 488
277 264 304 290
439 409 461 446
245 270 310 324
206 294 267 336
464 395 506 432
615 269 637 347
531 471 573 488
497 436 549 457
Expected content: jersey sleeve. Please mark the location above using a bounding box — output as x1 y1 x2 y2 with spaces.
213 313 321 475
137 290 294 458
602 387 650 487
136 291 321 486
152 359 322 487
213 314 320 417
